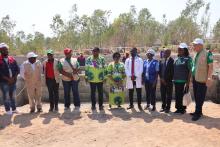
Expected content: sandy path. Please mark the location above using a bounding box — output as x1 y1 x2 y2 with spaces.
0 101 220 147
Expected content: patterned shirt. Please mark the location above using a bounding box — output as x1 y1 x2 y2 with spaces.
85 55 107 83
107 62 125 85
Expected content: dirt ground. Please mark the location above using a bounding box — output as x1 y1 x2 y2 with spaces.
0 102 220 147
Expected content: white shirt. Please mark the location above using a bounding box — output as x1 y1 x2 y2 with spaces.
165 57 170 66
4 58 13 77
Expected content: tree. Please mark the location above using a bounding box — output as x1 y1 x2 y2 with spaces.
213 19 220 42
201 3 211 38
136 8 161 46
181 0 205 21
50 14 64 37
89 9 111 47
167 17 201 44
0 15 16 37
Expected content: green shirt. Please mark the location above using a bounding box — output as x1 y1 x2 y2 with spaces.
192 50 213 76
85 55 107 83
174 56 193 83
107 62 125 86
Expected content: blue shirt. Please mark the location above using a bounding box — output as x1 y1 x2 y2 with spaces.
143 59 159 83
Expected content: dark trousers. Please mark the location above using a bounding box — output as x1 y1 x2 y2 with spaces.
128 82 142 106
0 82 16 111
161 82 173 110
62 80 80 108
145 82 156 106
90 82 103 107
175 83 187 111
46 78 59 109
193 78 207 115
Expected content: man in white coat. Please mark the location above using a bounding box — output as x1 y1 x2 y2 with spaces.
125 47 143 110
20 52 43 113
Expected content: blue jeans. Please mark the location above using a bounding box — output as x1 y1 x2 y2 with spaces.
62 80 80 108
0 82 16 111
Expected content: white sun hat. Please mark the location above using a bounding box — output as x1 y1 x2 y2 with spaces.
178 43 188 49
192 38 204 45
146 48 156 56
26 52 38 58
0 43 9 49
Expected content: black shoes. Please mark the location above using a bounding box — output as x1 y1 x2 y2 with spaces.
91 106 96 110
144 104 150 110
160 109 165 112
138 105 143 110
165 109 170 113
99 106 104 111
64 107 70 111
190 112 203 121
49 108 53 112
30 108 42 113
151 106 156 111
127 105 134 109
160 108 170 113
190 112 203 116
192 114 202 121
54 106 59 112
30 109 35 113
37 108 43 113
174 109 186 114
91 105 104 111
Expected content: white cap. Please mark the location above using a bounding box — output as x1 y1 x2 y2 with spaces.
178 43 188 49
26 52 38 58
146 48 156 56
192 38 204 45
0 43 9 49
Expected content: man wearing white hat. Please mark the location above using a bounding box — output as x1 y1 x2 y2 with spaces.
143 48 159 111
0 43 19 115
191 38 213 121
20 52 43 113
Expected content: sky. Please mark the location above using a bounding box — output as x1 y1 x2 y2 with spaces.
0 0 219 37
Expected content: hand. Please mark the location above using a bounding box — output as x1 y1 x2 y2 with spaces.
206 78 213 87
160 79 167 85
85 78 88 84
152 81 157 88
67 73 73 79
184 83 189 93
130 76 136 81
116 81 123 87
7 77 15 85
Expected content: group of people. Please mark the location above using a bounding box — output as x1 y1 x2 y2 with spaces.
0 38 213 121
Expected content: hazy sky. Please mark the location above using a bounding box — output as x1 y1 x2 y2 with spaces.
0 0 219 37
